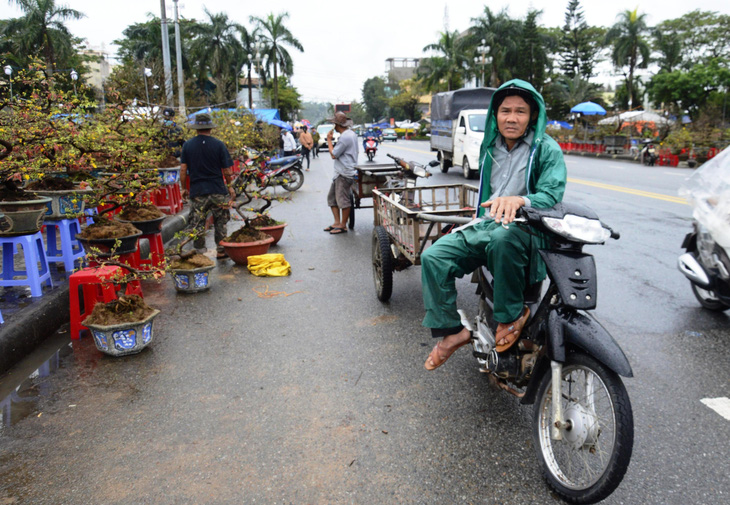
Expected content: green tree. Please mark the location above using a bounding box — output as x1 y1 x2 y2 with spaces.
362 76 388 121
4 0 85 74
250 12 303 110
605 8 650 109
348 101 368 125
238 25 259 109
470 7 521 88
188 9 243 103
514 9 548 89
262 76 300 121
559 0 602 79
420 30 468 92
654 10 730 67
544 75 604 118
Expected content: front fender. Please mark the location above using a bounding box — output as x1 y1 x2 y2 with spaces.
548 310 633 378
521 311 633 405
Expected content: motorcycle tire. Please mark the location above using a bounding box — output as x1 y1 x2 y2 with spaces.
280 168 304 192
533 352 633 504
372 225 393 302
367 151 374 162
691 282 730 311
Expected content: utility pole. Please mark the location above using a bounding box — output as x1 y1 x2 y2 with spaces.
173 0 186 117
160 0 174 106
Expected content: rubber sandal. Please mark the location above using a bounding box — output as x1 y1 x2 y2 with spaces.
323 226 336 232
495 307 530 353
329 227 347 235
424 336 470 371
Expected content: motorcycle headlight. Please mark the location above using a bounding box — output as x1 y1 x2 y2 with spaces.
542 214 611 244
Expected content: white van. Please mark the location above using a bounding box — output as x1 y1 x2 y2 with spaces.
316 124 340 152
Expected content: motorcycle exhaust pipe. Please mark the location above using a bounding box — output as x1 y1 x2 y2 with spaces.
677 253 712 289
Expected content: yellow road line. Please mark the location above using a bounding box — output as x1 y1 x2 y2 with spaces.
385 143 431 155
568 177 688 205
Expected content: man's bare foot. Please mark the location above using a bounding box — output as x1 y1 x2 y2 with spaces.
425 327 472 370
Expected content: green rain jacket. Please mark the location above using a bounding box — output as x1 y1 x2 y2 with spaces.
476 79 567 284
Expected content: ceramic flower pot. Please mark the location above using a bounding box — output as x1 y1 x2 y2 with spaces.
33 188 93 220
0 196 53 236
117 215 166 235
255 223 287 246
171 264 215 293
84 309 161 356
219 236 275 265
76 231 142 257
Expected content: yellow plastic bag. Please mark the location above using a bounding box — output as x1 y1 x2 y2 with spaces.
246 253 291 277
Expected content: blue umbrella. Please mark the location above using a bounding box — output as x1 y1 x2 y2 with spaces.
570 101 606 116
269 119 292 131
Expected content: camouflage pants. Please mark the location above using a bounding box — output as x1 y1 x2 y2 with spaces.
188 193 230 251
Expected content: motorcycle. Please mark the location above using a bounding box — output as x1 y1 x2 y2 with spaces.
364 136 378 162
419 202 633 504
677 146 730 310
238 147 304 192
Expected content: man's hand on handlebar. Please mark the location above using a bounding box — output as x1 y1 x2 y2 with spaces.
481 196 525 225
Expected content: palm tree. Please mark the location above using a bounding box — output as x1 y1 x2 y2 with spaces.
421 30 468 92
605 8 650 109
250 12 303 110
188 8 243 101
471 7 520 87
5 0 85 74
238 25 259 109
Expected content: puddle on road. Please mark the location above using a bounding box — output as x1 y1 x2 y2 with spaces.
0 333 73 432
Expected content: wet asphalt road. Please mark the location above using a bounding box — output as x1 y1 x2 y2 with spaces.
0 141 728 504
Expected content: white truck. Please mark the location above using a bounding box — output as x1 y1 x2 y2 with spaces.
430 87 495 179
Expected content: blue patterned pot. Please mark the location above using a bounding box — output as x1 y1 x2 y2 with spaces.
171 264 215 293
33 188 93 220
157 167 180 185
84 309 161 356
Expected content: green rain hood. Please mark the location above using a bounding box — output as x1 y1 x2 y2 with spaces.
476 79 566 218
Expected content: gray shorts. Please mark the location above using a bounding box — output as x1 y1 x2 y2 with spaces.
327 176 355 208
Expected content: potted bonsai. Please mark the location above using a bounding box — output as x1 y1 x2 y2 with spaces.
166 230 215 293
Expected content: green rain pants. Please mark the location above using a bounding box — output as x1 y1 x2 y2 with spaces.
421 219 531 335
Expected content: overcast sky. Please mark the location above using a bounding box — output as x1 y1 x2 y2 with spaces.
4 0 730 103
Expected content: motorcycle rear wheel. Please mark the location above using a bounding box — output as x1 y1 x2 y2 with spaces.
691 283 730 311
533 352 633 504
279 168 304 191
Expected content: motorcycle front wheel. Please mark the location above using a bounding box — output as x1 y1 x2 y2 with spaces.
279 168 304 191
533 352 633 504
691 283 730 311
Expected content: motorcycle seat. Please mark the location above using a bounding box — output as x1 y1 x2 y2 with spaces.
268 155 299 167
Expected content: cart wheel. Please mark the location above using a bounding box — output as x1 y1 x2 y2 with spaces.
373 226 393 301
348 190 356 230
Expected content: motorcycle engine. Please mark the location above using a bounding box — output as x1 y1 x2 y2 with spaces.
697 223 730 279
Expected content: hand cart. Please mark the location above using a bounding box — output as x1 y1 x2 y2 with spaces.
349 164 409 229
371 183 479 301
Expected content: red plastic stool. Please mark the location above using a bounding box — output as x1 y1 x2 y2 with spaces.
155 183 183 214
88 250 144 297
69 265 123 339
140 231 166 270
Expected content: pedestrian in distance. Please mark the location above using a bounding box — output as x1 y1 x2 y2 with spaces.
323 111 359 235
179 113 236 260
311 128 320 158
421 79 567 370
282 127 296 157
298 125 314 171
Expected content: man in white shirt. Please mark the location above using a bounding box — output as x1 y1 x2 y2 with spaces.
281 128 296 156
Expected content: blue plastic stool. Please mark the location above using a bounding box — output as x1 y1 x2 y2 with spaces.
44 219 85 273
0 232 53 297
83 207 98 226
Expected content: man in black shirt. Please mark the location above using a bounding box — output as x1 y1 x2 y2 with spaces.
180 113 235 259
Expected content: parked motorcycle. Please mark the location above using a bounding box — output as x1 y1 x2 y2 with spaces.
419 202 633 504
677 146 730 310
364 136 378 162
238 148 304 192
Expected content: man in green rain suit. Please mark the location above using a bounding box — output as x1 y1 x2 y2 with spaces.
422 79 567 370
